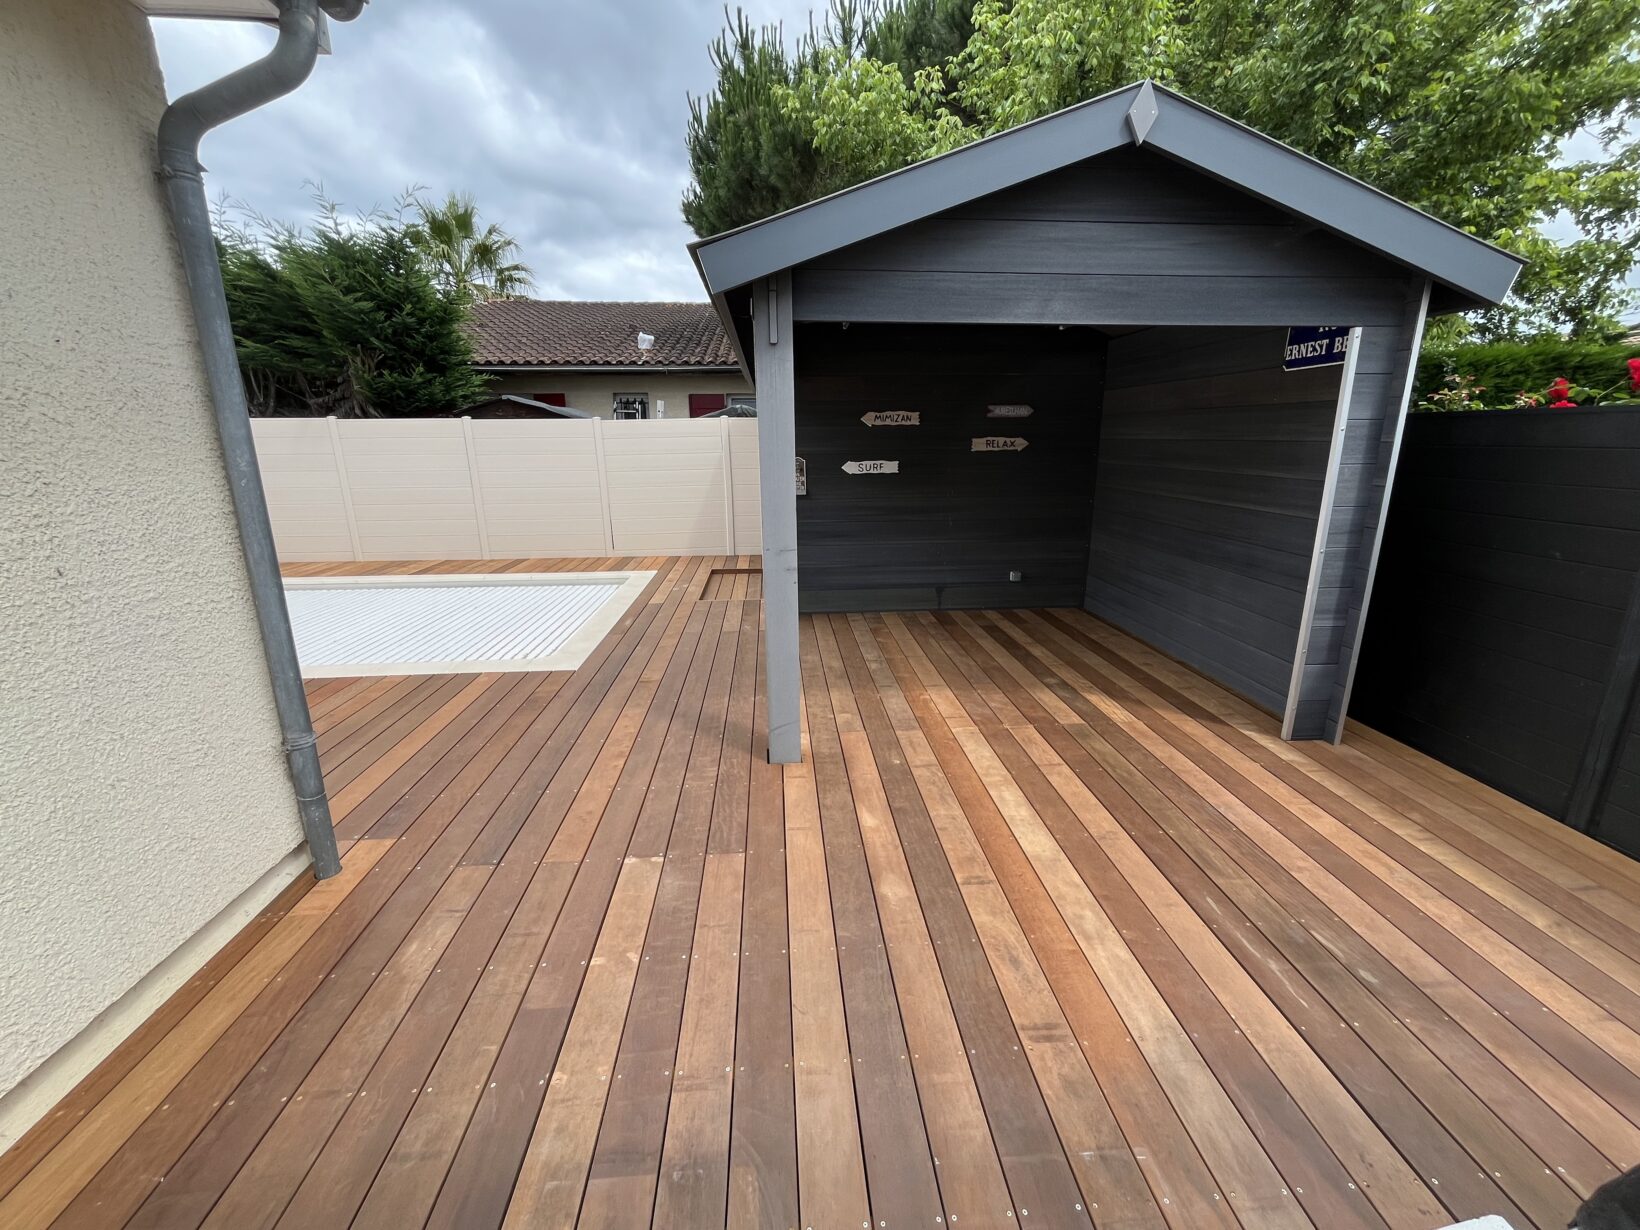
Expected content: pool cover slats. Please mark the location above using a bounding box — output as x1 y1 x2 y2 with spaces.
286 581 621 673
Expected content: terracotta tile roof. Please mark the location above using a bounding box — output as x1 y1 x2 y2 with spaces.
465 299 738 368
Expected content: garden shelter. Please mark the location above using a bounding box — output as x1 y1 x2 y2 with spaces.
691 80 1523 760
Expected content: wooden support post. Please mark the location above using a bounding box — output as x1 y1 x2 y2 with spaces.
754 272 802 763
1283 329 1361 740
1283 279 1430 741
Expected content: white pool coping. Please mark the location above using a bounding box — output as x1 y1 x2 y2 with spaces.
283 571 655 677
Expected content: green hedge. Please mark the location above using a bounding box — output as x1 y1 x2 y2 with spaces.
1415 338 1640 403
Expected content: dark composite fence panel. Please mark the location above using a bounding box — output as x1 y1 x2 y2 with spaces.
1350 405 1640 855
1611 718 1640 850
793 322 1105 612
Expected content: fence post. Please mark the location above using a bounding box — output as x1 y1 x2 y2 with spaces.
589 416 616 555
460 415 492 559
719 416 737 555
1566 565 1640 835
326 414 363 561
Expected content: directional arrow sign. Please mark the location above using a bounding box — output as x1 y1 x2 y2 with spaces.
986 404 1034 419
842 460 899 474
861 410 920 426
971 436 1028 452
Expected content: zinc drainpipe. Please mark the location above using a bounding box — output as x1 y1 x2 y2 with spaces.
156 0 362 879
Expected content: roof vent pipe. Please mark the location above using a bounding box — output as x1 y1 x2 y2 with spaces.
156 0 361 880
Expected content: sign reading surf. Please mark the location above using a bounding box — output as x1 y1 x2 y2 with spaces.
842 459 900 474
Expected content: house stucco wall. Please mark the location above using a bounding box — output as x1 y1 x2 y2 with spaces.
0 0 305 1116
481 368 752 418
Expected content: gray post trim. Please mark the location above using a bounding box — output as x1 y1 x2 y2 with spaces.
1282 330 1363 740
753 272 802 764
1331 280 1432 743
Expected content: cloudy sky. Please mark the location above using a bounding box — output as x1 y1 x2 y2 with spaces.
151 1 819 302
154 5 1634 307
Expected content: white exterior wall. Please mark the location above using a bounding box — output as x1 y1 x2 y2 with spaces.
254 417 764 559
481 368 752 418
0 0 305 1133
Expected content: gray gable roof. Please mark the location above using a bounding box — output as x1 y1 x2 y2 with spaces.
689 80 1523 313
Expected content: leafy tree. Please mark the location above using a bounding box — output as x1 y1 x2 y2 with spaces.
219 198 491 418
685 0 1640 339
407 191 534 302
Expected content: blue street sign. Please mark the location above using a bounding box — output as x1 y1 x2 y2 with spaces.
1284 326 1352 371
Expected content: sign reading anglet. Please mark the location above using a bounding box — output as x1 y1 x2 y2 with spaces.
986 404 1034 419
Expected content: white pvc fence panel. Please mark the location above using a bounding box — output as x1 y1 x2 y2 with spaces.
252 416 762 561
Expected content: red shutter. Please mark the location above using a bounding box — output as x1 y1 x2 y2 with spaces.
534 392 567 407
688 393 727 417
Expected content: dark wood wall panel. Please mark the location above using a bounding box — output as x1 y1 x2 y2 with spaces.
1086 327 1341 715
793 148 1413 329
793 322 1104 612
1351 406 1640 855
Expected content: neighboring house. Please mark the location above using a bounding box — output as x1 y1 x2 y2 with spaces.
0 0 360 1153
463 393 599 420
465 298 754 418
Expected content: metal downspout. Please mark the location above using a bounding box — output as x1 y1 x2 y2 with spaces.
156 0 360 878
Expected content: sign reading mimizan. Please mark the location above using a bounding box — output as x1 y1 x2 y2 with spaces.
842 460 899 474
861 411 920 426
986 404 1034 419
1283 326 1352 371
971 436 1028 452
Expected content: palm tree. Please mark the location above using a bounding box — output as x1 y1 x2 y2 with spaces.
407 192 534 302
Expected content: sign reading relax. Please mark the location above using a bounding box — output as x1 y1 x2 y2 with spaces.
1283 326 1352 370
971 437 1028 452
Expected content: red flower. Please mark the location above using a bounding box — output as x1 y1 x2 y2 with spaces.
1549 376 1572 400
1550 399 1578 408
1628 357 1640 393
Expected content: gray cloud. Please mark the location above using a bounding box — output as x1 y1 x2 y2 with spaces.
152 0 820 301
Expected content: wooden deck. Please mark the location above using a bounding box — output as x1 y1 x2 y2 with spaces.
5 555 1640 1230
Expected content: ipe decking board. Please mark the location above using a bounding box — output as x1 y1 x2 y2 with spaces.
2 555 1633 1230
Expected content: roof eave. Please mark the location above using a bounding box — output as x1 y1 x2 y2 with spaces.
691 241 756 385
690 79 1523 313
